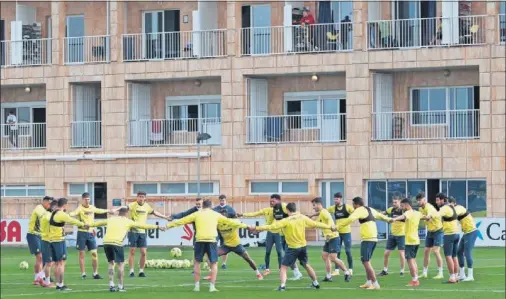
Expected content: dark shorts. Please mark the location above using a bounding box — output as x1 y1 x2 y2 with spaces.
443 234 460 257
281 235 288 252
405 244 419 259
77 231 97 251
128 232 147 248
219 244 246 256
339 233 352 251
425 228 444 248
49 241 67 262
41 240 52 265
386 235 406 251
282 246 308 267
104 245 125 263
323 237 341 254
194 242 218 263
360 241 377 262
26 233 41 255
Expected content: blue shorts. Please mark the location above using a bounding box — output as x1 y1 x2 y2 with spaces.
26 233 41 255
386 235 406 251
323 237 341 254
282 246 308 267
194 242 218 263
405 245 419 259
219 244 246 256
104 245 125 263
77 231 97 251
41 240 52 265
425 229 443 248
443 234 460 257
360 241 377 262
128 232 147 248
49 241 67 262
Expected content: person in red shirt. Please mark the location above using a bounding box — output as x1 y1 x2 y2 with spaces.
300 7 315 26
297 7 317 51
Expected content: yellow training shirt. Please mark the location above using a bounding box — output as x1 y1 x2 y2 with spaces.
327 204 354 234
128 202 154 233
243 203 288 234
403 209 422 245
439 205 459 235
454 205 476 234
386 207 405 236
70 205 108 232
28 204 47 235
92 216 158 247
47 210 85 242
257 213 331 249
317 209 339 240
337 206 391 242
40 211 51 242
218 219 242 247
419 203 443 232
167 209 247 242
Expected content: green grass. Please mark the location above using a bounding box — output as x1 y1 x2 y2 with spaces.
1 244 505 299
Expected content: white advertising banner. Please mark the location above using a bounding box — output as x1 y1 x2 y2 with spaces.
472 217 505 247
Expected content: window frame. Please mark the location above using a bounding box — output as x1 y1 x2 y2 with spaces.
249 180 309 195
439 178 486 212
130 181 220 196
67 183 93 196
1 101 46 137
1 184 46 197
165 95 221 132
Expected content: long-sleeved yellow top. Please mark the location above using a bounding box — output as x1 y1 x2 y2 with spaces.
28 205 47 235
419 203 443 232
92 216 158 246
70 204 108 232
337 206 391 242
243 203 288 234
47 210 85 242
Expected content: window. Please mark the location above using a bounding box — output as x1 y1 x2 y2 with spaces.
131 182 219 196
284 91 346 129
68 183 94 196
166 96 221 132
1 102 46 137
441 180 486 216
500 2 506 43
1 184 45 197
250 181 309 195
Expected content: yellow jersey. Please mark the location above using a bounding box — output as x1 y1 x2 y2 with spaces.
47 210 85 242
70 205 108 232
327 204 354 234
454 205 476 234
403 209 422 245
439 205 459 235
128 202 154 233
337 206 391 242
257 213 331 249
167 209 247 242
218 219 242 247
40 211 51 242
419 203 443 232
28 205 47 235
243 203 288 234
386 207 405 236
92 216 158 247
316 209 339 240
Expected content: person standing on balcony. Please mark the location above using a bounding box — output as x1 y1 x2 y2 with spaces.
6 110 18 148
213 195 236 269
299 7 317 51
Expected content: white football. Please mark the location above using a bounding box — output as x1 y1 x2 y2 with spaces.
170 247 182 258
183 259 191 268
19 261 29 270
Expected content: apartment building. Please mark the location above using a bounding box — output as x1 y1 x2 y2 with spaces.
1 1 505 240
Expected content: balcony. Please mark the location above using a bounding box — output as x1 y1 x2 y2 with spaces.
1 38 53 67
240 23 353 56
367 15 486 50
71 121 102 148
122 30 227 62
1 123 46 150
372 110 480 141
63 36 110 65
246 114 346 144
500 14 506 44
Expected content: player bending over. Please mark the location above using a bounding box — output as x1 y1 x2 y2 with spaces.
26 196 52 285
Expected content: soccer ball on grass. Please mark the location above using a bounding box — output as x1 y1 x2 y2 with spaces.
19 261 29 270
170 247 182 258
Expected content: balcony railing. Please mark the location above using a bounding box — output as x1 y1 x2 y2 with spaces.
367 15 486 50
128 118 222 146
499 14 506 44
64 35 110 64
122 30 227 62
0 38 52 67
246 114 346 144
240 22 353 56
372 110 480 141
1 123 46 150
71 121 102 148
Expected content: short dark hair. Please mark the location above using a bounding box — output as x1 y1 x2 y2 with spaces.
448 196 456 204
435 192 446 200
286 202 296 212
196 197 202 201
333 192 343 199
43 196 53 201
9 110 15 114
202 199 212 209
311 197 323 205
118 207 129 216
416 192 425 201
401 198 411 206
352 197 364 206
219 194 226 200
82 192 90 199
270 194 281 200
57 197 68 207
49 200 58 211
137 191 147 196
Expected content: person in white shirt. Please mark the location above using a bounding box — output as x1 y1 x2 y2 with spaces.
6 110 18 148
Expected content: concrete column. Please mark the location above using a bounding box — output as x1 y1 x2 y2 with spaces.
50 1 65 65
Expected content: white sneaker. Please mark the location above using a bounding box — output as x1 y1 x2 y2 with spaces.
349 269 353 275
463 277 474 282
193 286 200 292
290 272 303 281
458 275 467 281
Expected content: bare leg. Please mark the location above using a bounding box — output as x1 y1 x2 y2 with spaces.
108 262 115 286
139 248 147 272
423 247 431 269
35 253 42 275
322 252 330 275
329 253 348 272
399 250 406 273
209 262 218 285
445 256 455 276
433 247 443 269
128 248 136 273
91 250 98 275
383 250 391 270
363 261 377 283
117 263 124 287
78 251 86 274
193 261 201 283
452 257 458 275
279 265 288 287
221 254 228 266
408 258 418 279
240 252 258 271
303 263 317 281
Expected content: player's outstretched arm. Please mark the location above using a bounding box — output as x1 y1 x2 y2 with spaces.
56 211 85 228
171 206 198 220
218 216 248 229
131 222 159 230
89 220 108 227
256 218 287 232
166 213 197 229
241 208 267 218
303 216 332 230
372 208 392 223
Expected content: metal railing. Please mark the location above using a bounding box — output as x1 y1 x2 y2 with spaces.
240 23 353 56
0 38 52 67
372 110 480 141
499 14 506 44
0 123 46 150
64 35 110 64
246 114 346 144
122 29 227 62
367 15 486 50
71 121 102 148
127 118 222 146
